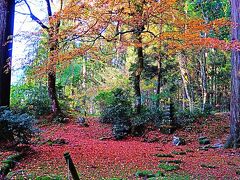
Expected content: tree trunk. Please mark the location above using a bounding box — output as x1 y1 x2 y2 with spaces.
82 57 87 115
133 35 144 114
48 71 61 114
48 31 61 115
199 49 208 111
225 0 240 148
47 0 62 115
0 0 15 106
156 55 162 109
24 0 62 116
178 53 194 112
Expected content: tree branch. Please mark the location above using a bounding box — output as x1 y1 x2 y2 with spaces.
23 0 49 30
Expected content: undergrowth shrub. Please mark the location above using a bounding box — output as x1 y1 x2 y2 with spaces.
97 88 165 139
96 88 132 139
131 106 163 136
11 83 51 116
96 88 132 124
0 107 36 145
175 105 213 127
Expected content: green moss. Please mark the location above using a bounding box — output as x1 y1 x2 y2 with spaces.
159 160 182 164
172 151 186 155
155 171 164 177
155 154 174 158
199 137 210 145
200 164 216 168
158 163 180 171
236 170 240 175
135 170 155 178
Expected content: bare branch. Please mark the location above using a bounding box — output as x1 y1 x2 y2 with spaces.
23 0 49 30
15 11 30 16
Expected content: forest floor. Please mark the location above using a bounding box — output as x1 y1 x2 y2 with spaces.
1 112 240 179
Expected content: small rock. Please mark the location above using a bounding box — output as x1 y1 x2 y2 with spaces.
172 136 186 146
77 117 85 124
77 117 89 127
212 139 223 149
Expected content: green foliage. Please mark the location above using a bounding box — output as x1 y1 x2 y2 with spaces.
0 153 23 176
97 88 164 138
131 106 163 129
96 88 132 139
11 83 51 116
96 88 132 124
0 106 36 145
175 106 213 127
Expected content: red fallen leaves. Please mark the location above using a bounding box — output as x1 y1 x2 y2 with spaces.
11 115 240 179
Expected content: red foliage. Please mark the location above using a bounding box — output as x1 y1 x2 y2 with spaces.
11 115 240 179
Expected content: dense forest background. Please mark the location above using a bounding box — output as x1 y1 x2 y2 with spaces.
2 0 240 179
11 0 231 116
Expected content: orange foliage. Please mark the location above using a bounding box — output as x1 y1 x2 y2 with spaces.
33 0 236 75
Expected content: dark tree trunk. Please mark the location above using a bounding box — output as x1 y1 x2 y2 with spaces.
48 72 61 114
48 26 61 115
225 0 240 148
133 35 144 114
0 0 15 106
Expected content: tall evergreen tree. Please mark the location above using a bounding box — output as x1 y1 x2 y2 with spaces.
0 0 15 106
225 0 240 148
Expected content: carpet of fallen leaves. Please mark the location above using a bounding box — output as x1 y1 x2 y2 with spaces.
3 112 240 179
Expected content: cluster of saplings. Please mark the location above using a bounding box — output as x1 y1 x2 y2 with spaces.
96 88 212 140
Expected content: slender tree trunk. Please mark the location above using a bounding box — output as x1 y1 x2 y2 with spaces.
82 57 87 115
133 35 144 114
0 0 15 106
156 55 162 109
199 49 208 111
178 53 194 112
225 0 240 148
